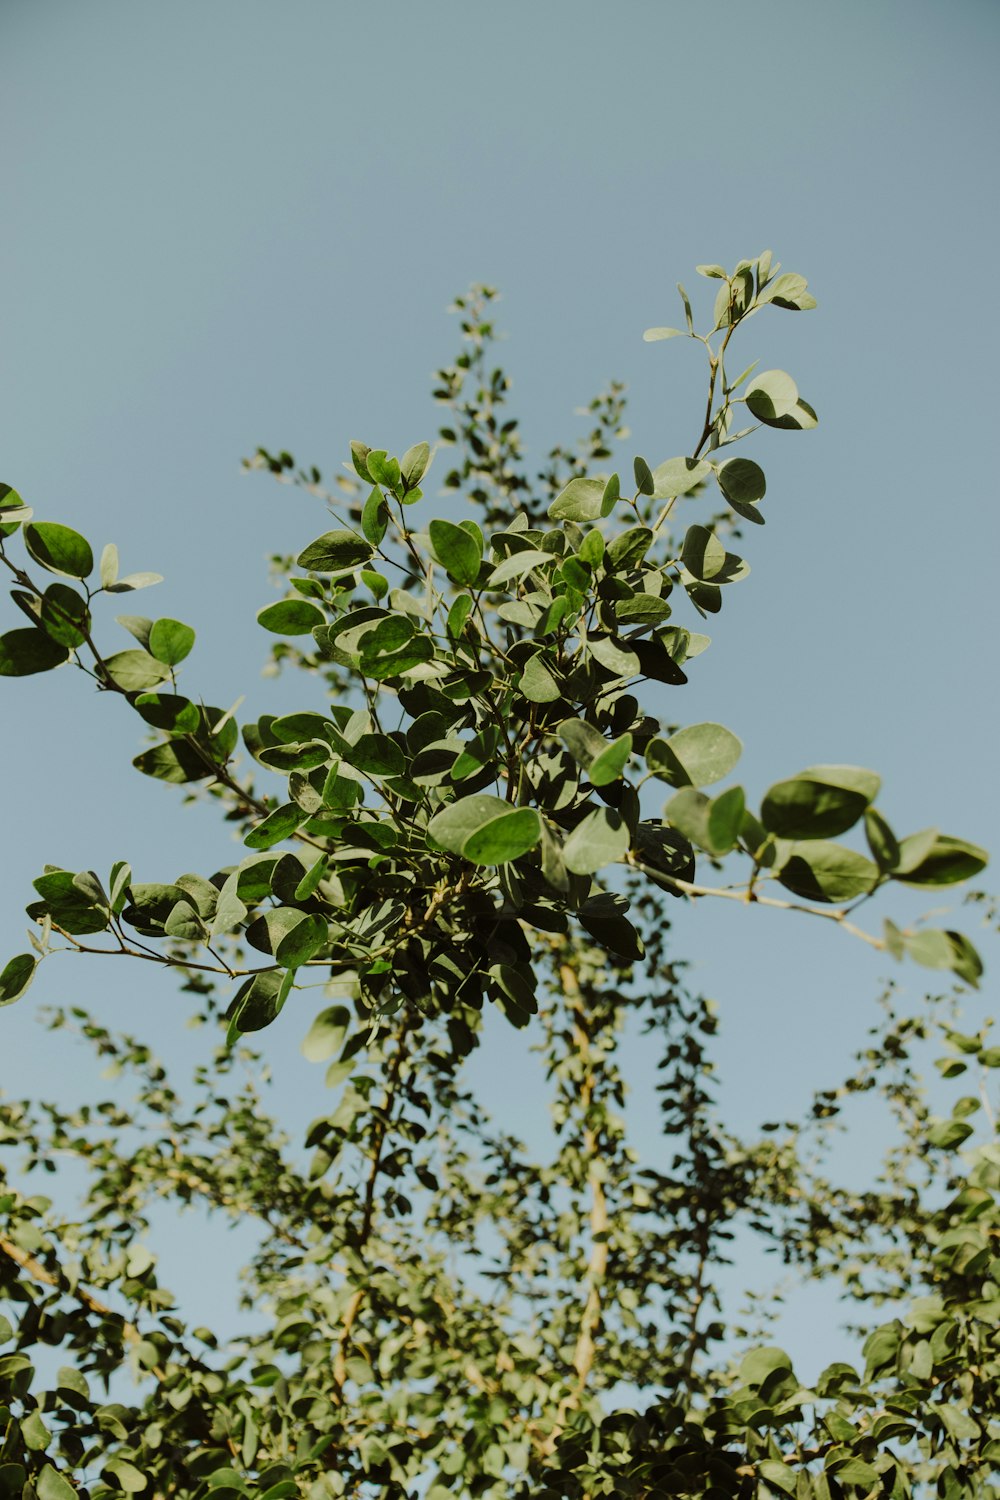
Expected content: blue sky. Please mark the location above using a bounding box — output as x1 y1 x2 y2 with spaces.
2 0 998 1376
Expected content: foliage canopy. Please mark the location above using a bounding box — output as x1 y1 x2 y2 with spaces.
0 255 997 1498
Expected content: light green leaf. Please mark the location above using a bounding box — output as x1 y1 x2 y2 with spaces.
643 326 686 341
562 807 630 875
24 521 94 578
746 369 818 429
106 571 164 592
776 841 881 903
366 450 401 490
302 1004 351 1063
650 456 712 499
647 722 742 788
549 477 606 521
429 519 482 585
485 549 554 588
428 795 542 865
39 583 90 647
100 541 119 588
101 649 171 692
148 617 195 664
519 654 562 702
401 440 431 490
37 1467 78 1500
759 271 817 310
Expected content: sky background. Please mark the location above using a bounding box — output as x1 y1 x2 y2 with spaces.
2 0 999 1380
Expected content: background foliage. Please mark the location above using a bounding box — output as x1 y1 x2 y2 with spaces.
0 259 997 1497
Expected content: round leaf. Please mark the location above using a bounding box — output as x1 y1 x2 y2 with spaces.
148 617 196 663
428 519 482 586
296 530 374 572
0 954 37 1006
0 627 70 676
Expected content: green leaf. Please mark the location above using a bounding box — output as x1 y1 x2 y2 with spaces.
646 722 742 788
133 739 213 783
24 521 94 578
549 477 606 521
485 549 554 588
428 795 542 865
226 969 291 1044
926 1117 974 1150
245 803 305 851
366 450 401 490
301 1004 351 1062
650 456 711 499
864 807 900 871
776 841 881 903
401 440 431 489
740 1346 793 1387
717 458 766 515
361 486 389 544
562 807 629 875
101 649 171 692
99 541 119 588
707 784 746 854
37 1467 77 1500
633 456 654 495
148 617 196 664
905 928 983 987
759 271 817 311
519 654 562 702
257 599 326 635
102 1457 148 1494
347 733 406 777
0 627 69 676
106 570 164 592
39 583 90 647
275 913 328 969
296 530 374 572
893 832 988 886
133 693 202 734
428 519 482 585
643 326 686 341
746 369 818 429
0 954 36 1006
761 766 881 840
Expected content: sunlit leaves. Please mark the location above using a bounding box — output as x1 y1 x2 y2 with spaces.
646 723 742 788
776 840 881 903
428 795 542 866
148 617 196 664
746 370 818 430
429 519 482 585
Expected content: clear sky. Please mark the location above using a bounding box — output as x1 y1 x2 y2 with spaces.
2 0 998 1377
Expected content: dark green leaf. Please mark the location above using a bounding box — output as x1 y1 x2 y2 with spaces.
245 803 305 851
24 521 94 578
761 766 881 840
894 832 988 887
0 627 69 676
39 583 90 647
226 969 291 1044
562 807 629 875
257 599 325 635
0 954 36 1006
296 530 374 572
633 456 654 495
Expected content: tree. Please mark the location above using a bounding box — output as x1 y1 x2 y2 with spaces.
0 254 996 1499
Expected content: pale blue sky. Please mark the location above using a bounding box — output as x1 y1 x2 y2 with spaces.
2 0 998 1376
